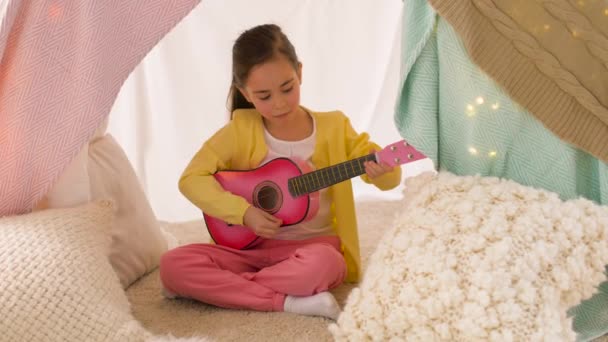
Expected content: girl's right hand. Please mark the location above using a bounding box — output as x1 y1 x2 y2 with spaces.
243 206 282 239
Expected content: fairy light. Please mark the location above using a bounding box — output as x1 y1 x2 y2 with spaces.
488 151 497 158
572 29 580 38
469 147 478 156
543 24 551 31
604 8 608 16
466 104 476 117
476 96 485 105
491 103 500 110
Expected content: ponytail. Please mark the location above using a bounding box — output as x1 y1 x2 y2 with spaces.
227 84 254 119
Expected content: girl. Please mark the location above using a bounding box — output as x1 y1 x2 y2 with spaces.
159 24 401 320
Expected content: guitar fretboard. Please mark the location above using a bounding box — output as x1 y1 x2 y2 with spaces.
287 154 376 197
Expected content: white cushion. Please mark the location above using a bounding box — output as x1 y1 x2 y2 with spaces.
0 201 147 340
41 117 109 210
330 172 608 341
88 133 168 288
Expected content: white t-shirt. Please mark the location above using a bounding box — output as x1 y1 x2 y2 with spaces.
260 116 335 240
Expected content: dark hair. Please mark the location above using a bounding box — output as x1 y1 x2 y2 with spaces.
227 24 300 117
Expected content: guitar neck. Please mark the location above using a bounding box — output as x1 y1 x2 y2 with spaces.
287 154 376 197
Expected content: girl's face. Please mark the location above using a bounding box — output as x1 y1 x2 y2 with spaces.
238 55 303 126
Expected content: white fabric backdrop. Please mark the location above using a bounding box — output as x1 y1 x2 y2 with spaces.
108 0 433 222
0 0 8 24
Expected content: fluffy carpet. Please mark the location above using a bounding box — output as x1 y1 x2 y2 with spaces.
126 200 402 341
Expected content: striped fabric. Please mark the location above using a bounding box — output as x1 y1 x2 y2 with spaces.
0 0 200 216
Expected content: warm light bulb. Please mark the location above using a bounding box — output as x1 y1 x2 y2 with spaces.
491 103 500 110
466 104 476 117
469 147 478 155
488 151 497 158
476 96 485 105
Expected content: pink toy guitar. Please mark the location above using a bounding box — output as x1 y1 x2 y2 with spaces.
204 140 426 249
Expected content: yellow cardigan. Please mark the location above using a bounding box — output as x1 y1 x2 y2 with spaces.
179 107 402 282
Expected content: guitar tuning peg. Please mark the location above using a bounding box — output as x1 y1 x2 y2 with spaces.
408 153 414 159
403 141 409 147
390 146 396 151
394 157 401 163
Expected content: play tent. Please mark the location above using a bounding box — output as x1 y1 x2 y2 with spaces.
1 0 608 340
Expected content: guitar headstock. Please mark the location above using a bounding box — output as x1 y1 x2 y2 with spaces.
375 140 427 167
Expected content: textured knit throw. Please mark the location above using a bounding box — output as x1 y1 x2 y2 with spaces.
0 202 144 341
0 202 210 342
426 0 608 162
0 0 200 217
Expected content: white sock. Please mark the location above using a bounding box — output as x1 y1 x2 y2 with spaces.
283 292 341 320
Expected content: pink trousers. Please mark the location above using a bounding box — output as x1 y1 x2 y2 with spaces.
159 235 346 312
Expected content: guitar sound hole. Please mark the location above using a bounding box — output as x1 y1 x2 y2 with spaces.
253 181 282 214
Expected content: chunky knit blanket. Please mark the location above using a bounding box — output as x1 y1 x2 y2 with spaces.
330 172 608 341
426 0 608 162
0 201 210 341
395 0 607 205
0 0 200 217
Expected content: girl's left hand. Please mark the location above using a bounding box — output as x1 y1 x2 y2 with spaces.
363 160 394 179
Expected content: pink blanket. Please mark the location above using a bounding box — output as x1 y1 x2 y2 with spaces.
0 0 200 216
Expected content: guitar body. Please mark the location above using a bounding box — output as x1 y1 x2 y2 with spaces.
203 158 319 249
203 139 426 250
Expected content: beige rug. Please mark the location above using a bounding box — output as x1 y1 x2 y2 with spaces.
126 200 402 341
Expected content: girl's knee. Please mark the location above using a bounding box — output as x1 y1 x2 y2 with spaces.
160 246 185 272
159 247 184 286
315 244 345 271
297 243 346 288
159 245 213 286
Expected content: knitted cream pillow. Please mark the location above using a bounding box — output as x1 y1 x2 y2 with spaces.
0 201 207 342
330 172 608 341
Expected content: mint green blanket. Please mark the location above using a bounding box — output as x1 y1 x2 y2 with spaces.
395 0 607 205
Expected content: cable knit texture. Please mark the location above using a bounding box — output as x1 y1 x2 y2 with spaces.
330 172 608 341
0 201 210 342
426 0 608 162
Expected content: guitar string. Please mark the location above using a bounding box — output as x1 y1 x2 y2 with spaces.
288 153 376 197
